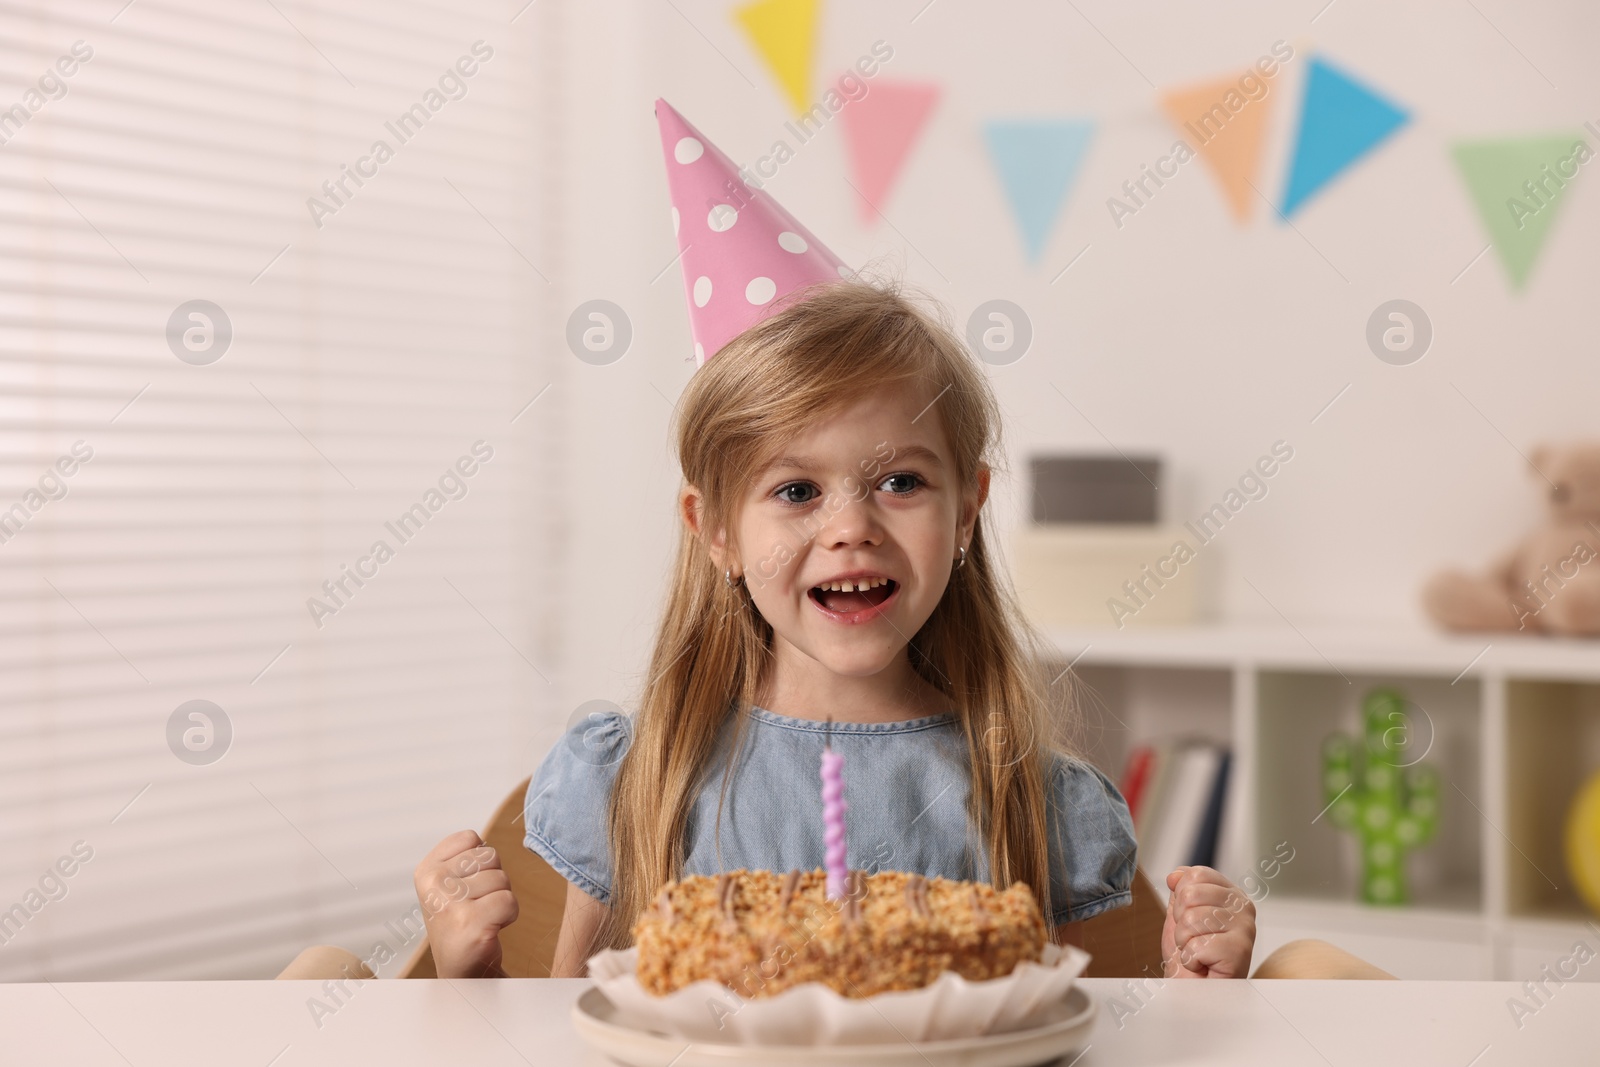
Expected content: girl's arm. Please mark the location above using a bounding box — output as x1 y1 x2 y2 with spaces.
550 879 612 977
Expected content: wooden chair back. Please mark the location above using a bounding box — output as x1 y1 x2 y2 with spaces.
1078 866 1166 978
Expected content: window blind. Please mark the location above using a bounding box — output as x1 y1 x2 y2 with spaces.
0 0 561 979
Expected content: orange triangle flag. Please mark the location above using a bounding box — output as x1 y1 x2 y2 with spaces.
1160 74 1273 222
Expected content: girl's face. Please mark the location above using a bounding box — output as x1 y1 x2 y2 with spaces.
686 386 988 686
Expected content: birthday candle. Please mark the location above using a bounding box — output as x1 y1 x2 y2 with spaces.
821 743 848 901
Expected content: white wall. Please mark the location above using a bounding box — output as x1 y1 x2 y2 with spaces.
551 0 1600 749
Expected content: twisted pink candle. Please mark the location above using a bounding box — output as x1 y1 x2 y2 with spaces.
821 743 847 901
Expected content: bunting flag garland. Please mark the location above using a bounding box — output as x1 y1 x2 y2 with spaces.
734 0 821 117
717 0 1575 292
1160 73 1274 223
983 119 1095 263
1280 56 1409 217
1452 134 1589 289
837 79 940 226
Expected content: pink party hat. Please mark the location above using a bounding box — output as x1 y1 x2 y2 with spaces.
655 97 852 366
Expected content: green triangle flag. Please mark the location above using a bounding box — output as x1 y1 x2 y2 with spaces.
1452 134 1590 289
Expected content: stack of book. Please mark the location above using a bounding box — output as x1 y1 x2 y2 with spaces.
1118 738 1234 904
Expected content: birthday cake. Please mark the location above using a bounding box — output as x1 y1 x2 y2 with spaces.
633 868 1048 998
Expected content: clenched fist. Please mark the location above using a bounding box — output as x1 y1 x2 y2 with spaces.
1160 865 1256 979
413 829 519 979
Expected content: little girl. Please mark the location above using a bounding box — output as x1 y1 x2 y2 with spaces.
412 98 1256 984
414 278 1257 981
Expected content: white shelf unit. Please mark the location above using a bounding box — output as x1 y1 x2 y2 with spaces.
1040 622 1600 980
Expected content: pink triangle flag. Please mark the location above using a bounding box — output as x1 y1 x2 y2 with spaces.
655 97 852 366
838 79 940 225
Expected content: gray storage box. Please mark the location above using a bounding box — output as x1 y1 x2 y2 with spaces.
1031 455 1162 524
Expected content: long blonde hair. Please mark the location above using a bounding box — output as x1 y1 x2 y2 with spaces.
601 276 1083 950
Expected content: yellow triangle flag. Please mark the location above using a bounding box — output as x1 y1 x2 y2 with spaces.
1160 74 1274 222
735 0 820 117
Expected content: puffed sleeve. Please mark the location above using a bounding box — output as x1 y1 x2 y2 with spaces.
1043 753 1138 925
522 707 633 906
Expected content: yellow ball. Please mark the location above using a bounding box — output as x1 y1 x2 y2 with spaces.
1565 770 1600 917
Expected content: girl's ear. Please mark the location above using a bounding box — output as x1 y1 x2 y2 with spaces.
680 484 732 570
957 465 991 548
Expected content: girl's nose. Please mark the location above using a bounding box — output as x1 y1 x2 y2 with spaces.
816 482 886 547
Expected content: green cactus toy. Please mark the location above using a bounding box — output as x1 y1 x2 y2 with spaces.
1320 687 1440 905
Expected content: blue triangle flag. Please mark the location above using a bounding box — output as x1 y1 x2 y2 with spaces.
983 119 1095 262
1281 57 1409 217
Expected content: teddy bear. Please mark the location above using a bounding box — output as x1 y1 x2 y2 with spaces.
1422 441 1600 636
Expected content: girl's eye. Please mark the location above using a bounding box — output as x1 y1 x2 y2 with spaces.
772 474 924 508
775 482 818 506
879 472 922 496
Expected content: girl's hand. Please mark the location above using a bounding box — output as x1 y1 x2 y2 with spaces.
413 830 519 979
1160 865 1256 979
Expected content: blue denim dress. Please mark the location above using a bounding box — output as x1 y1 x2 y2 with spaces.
524 704 1136 926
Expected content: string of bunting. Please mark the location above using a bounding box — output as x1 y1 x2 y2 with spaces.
727 0 1590 291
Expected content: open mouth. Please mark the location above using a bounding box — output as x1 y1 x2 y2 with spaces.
808 578 898 618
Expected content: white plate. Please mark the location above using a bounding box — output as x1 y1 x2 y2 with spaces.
571 985 1097 1067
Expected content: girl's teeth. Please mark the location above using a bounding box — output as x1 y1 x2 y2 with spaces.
819 578 887 592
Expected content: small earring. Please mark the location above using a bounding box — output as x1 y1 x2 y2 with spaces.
725 567 743 588
955 546 967 570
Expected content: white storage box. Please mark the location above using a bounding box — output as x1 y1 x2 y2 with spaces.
1013 524 1208 628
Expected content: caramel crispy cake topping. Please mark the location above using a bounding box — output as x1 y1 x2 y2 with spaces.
631 868 1047 998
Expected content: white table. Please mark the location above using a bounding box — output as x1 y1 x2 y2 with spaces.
4 977 1590 1065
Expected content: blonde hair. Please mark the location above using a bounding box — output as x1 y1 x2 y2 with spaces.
600 275 1083 950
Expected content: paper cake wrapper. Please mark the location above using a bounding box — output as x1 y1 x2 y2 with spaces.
584 942 1091 1046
